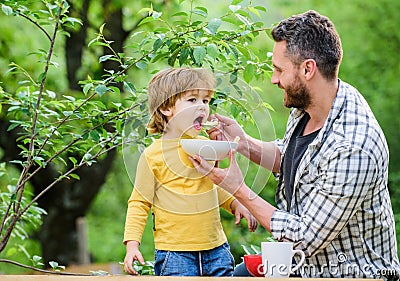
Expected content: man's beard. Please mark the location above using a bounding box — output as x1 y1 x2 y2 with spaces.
283 76 311 109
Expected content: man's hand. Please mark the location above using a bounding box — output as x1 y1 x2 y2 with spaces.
189 149 245 195
207 114 246 144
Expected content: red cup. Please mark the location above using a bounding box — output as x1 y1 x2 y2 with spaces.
243 254 263 277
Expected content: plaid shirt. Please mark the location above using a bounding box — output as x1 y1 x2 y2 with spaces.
271 80 400 279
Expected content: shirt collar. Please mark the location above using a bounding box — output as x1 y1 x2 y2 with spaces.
289 79 345 147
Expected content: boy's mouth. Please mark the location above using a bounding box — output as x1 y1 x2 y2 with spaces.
193 116 204 131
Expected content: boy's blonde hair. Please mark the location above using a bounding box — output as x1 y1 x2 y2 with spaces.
147 67 215 134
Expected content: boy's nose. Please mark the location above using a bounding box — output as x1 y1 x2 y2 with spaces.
197 102 206 110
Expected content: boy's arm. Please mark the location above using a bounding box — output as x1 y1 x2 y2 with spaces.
230 199 258 232
123 153 154 244
216 185 235 212
216 186 257 232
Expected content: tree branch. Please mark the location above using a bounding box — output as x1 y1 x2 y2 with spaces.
0 259 92 276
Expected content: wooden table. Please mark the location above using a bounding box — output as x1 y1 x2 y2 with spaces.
0 277 379 281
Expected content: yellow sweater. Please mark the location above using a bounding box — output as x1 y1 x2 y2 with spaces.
123 137 235 251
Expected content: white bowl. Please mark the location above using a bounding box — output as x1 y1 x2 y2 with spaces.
180 139 238 161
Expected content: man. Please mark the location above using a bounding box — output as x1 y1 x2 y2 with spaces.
190 10 400 279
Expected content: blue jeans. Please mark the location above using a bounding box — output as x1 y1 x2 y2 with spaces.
233 261 252 276
154 242 234 276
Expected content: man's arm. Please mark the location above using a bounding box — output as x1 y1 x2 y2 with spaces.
241 135 282 173
209 114 282 173
189 150 277 231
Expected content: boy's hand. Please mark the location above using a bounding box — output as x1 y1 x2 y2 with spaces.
124 240 145 275
231 199 258 232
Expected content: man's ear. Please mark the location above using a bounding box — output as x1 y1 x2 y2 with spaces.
159 107 173 117
303 59 317 80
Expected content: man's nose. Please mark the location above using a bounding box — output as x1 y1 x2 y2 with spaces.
270 72 279 85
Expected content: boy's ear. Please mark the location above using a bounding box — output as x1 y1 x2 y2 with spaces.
159 107 173 117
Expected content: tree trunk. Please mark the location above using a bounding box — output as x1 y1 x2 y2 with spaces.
65 0 90 91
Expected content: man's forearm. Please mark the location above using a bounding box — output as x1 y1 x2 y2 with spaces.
239 135 281 173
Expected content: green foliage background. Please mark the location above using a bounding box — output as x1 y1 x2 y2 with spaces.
0 0 399 274
86 0 400 267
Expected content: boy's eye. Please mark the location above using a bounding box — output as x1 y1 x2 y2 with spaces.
203 99 209 104
188 98 196 102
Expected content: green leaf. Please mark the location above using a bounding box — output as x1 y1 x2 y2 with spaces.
151 52 168 63
99 55 114 63
168 51 179 66
95 84 108 96
207 43 219 59
172 11 188 17
236 45 251 59
248 7 261 17
230 71 238 83
235 13 251 27
152 11 162 19
1 4 13 16
32 255 44 266
70 174 80 180
109 86 120 94
49 261 59 269
193 46 206 65
229 5 241 13
138 17 158 26
63 17 83 27
193 7 208 18
207 18 222 34
243 64 255 83
37 72 46 83
135 61 147 70
90 130 100 141
231 0 244 5
153 38 163 51
137 8 153 14
221 16 240 26
46 90 56 99
69 157 77 166
83 83 93 95
179 48 190 66
7 122 20 131
228 44 239 59
123 81 136 95
254 5 267 12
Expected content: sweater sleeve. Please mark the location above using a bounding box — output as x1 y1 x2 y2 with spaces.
216 185 235 213
123 153 155 244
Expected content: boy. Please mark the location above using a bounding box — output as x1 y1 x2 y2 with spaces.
123 67 257 276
